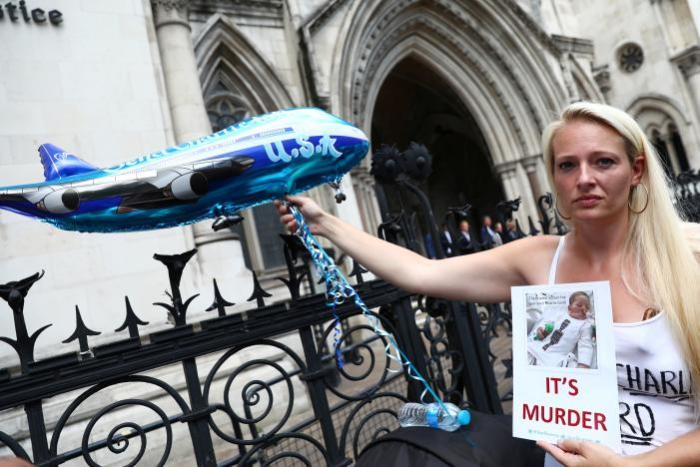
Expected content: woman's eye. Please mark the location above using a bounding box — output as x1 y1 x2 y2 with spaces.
558 161 574 170
597 158 614 168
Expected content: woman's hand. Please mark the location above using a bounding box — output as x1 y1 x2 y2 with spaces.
274 195 328 237
537 440 630 467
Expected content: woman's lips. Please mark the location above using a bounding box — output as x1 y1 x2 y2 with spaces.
574 196 602 208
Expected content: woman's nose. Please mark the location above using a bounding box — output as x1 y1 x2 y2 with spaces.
577 164 595 187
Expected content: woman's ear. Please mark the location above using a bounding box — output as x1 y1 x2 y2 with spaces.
631 154 646 185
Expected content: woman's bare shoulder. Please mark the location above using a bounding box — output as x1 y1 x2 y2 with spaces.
496 234 561 282
507 234 561 252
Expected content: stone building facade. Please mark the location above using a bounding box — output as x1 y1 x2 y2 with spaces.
1 0 700 462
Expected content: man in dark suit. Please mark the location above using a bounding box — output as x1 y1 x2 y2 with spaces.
504 219 521 243
457 220 475 255
480 215 495 249
440 223 455 257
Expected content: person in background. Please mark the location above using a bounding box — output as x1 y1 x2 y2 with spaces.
481 215 503 248
439 222 455 257
504 219 521 243
457 220 476 255
494 222 505 246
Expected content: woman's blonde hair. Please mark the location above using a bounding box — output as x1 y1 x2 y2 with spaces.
542 102 700 411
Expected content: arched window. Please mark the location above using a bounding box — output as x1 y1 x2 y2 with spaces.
628 96 693 178
668 123 690 172
651 129 674 178
205 83 286 273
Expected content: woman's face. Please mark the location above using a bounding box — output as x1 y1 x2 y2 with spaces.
568 295 590 319
552 119 644 223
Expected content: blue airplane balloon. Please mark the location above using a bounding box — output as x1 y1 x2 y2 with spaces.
0 108 369 233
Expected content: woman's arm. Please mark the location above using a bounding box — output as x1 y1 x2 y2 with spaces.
629 428 700 467
539 428 700 466
276 196 554 303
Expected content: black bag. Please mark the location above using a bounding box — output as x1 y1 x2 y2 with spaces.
356 410 544 467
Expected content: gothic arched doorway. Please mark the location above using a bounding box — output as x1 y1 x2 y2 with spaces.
371 56 505 251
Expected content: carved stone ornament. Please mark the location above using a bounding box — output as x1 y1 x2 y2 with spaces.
152 0 188 10
617 42 644 73
151 0 189 27
671 45 700 78
592 64 611 94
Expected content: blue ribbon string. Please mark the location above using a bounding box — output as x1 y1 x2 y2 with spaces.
288 203 452 416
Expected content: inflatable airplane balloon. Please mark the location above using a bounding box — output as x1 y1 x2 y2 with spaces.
0 108 369 232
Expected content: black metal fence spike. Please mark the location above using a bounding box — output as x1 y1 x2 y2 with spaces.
153 248 198 301
350 260 367 285
0 271 51 373
527 216 540 236
63 305 101 354
445 203 473 235
153 300 177 322
496 197 521 222
279 234 308 262
537 193 554 235
0 270 45 313
278 242 303 301
180 294 200 322
115 296 149 339
247 270 271 308
377 212 403 241
206 279 234 317
553 211 569 236
153 295 197 327
153 249 198 326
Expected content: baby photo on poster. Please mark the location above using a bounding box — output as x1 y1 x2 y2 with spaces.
526 290 597 369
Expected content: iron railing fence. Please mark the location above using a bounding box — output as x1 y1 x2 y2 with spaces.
675 169 700 222
0 223 507 466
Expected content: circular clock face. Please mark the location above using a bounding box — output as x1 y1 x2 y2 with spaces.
618 43 644 73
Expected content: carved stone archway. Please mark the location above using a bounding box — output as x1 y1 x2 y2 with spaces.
627 94 699 173
325 0 569 225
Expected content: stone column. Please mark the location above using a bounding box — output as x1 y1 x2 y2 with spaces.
522 155 544 204
661 132 681 174
151 0 247 294
494 162 518 202
496 158 546 227
151 0 211 141
494 162 525 226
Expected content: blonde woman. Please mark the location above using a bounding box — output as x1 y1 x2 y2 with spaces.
276 102 700 466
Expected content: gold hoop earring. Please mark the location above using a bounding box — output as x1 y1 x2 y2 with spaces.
555 197 571 220
629 184 649 214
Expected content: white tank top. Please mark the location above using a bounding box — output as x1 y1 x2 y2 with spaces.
547 236 697 456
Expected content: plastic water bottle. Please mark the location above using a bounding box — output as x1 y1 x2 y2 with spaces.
398 402 471 432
